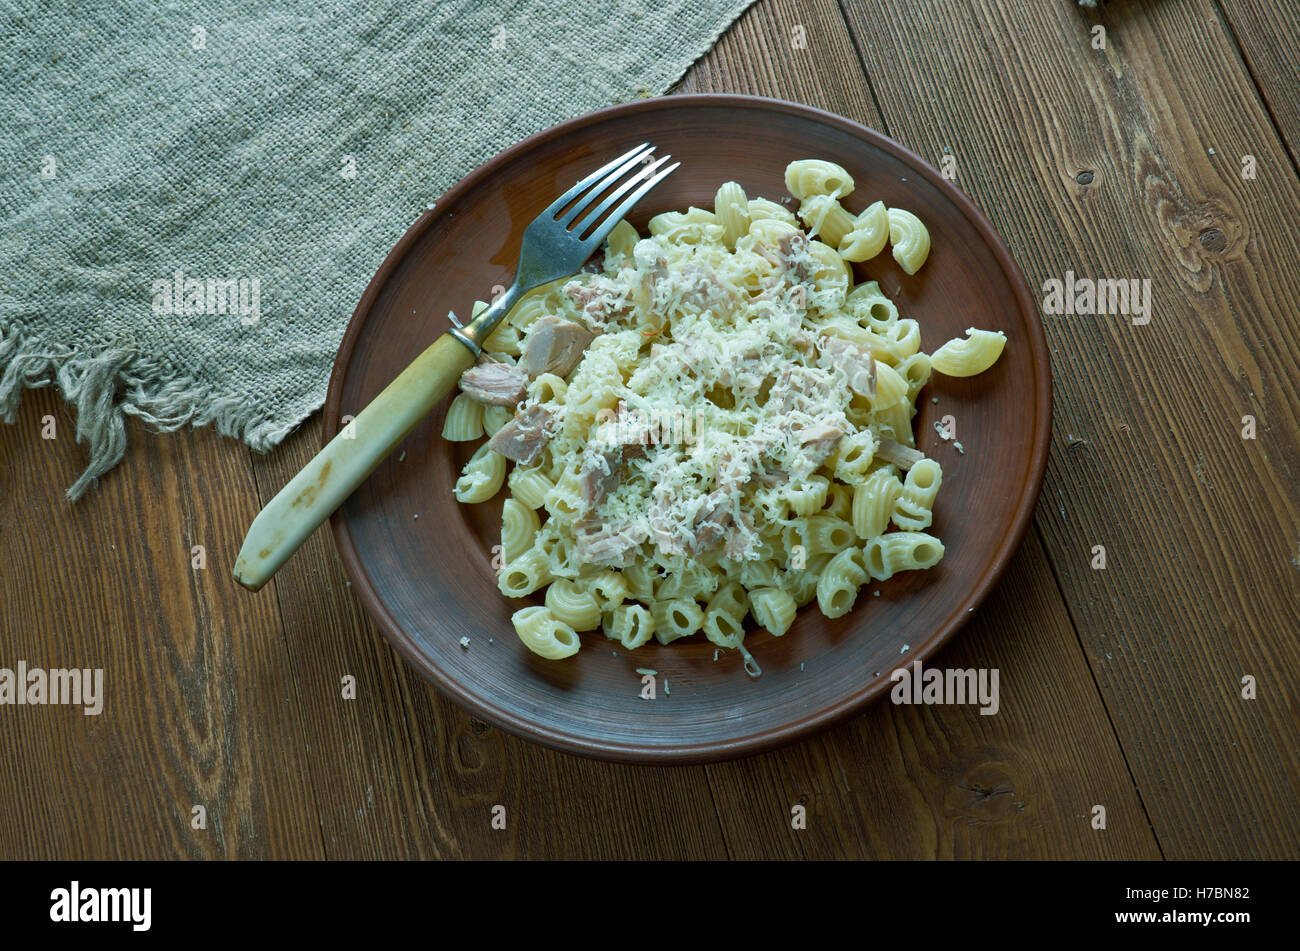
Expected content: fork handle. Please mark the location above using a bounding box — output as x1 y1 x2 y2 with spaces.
233 332 475 591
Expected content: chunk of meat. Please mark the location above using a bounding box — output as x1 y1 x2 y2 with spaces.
875 438 926 470
458 362 528 407
798 420 844 467
776 231 813 281
519 316 595 379
790 329 816 356
581 449 619 507
573 519 647 568
690 490 733 555
818 335 877 397
580 441 644 507
486 404 555 465
563 278 617 327
624 257 671 334
648 256 669 286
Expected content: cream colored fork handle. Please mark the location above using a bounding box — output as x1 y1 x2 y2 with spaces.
233 333 475 591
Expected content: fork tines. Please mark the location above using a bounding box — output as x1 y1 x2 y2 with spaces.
550 143 680 246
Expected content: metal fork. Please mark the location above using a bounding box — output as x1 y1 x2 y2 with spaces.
234 143 679 591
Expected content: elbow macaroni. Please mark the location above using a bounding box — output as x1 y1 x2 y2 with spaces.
931 328 1008 377
449 158 1006 664
886 207 931 275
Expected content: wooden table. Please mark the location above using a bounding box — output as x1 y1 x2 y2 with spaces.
2 0 1297 860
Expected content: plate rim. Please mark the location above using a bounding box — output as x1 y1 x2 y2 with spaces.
323 93 1053 764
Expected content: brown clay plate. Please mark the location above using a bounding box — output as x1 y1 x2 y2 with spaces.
325 94 1051 763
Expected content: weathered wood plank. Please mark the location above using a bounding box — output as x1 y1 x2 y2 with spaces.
1217 1 1300 168
672 0 1156 859
837 0 1300 858
706 528 1162 859
248 418 731 858
0 388 322 859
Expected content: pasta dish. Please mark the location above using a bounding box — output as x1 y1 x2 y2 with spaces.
444 159 1006 673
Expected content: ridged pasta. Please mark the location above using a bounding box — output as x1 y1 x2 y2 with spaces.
750 587 797 636
780 475 831 517
703 609 746 649
892 458 942 530
498 548 554 597
442 393 484 441
869 361 909 410
833 430 878 484
602 603 654 649
875 400 915 448
822 482 853 521
900 458 942 509
484 316 522 356
838 201 890 262
621 563 655 601
868 318 922 366
887 207 931 274
706 581 749 622
744 217 799 247
816 547 868 618
580 569 630 609
512 606 581 659
714 181 751 250
528 372 568 404
846 279 898 330
544 578 602 631
798 194 855 246
651 598 705 644
454 443 506 503
505 290 551 332
656 559 720 601
501 497 540 563
481 404 513 437
931 328 1007 377
746 196 798 226
785 159 853 200
896 352 932 400
648 207 723 245
817 315 876 349
506 466 554 510
738 557 784 591
863 532 945 581
786 566 822 607
798 515 857 555
852 467 903 539
805 239 852 296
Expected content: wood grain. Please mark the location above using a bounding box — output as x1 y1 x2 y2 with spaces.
835 0 1300 858
707 528 1162 859
1 0 1296 861
249 419 731 859
1217 1 1300 169
0 388 321 859
673 0 1157 858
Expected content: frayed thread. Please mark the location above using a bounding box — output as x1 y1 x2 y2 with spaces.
0 323 311 500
